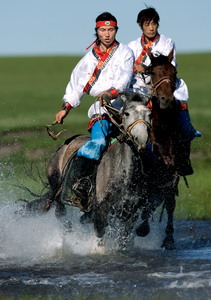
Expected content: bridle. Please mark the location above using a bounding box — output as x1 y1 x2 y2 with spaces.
152 76 176 91
149 76 176 97
125 119 151 135
103 103 151 146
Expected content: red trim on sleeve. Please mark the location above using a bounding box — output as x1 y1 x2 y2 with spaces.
177 102 188 111
88 115 109 131
146 100 153 110
62 103 72 112
108 88 118 98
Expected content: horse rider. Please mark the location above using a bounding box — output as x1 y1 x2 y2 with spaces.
55 12 134 200
127 7 201 176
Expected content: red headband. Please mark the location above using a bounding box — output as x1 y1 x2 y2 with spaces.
96 20 117 28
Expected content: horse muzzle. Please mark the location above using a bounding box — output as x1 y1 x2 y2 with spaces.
133 135 149 152
137 143 148 152
158 97 174 109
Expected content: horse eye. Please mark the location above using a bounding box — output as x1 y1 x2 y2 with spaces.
123 112 130 117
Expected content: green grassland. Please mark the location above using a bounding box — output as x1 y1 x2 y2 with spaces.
0 53 210 219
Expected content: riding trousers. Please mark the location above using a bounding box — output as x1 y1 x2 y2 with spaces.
77 119 114 160
178 110 201 142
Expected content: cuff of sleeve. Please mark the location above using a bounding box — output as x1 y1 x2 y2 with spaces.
177 102 188 111
62 103 72 113
107 88 119 98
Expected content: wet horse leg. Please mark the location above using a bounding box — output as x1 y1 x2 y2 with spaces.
135 207 151 237
161 195 176 250
135 192 157 237
118 210 140 250
93 202 109 238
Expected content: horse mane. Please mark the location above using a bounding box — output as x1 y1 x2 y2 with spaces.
119 91 149 107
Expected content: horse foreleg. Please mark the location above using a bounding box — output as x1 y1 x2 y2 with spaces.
136 219 150 237
161 196 176 250
135 203 152 237
93 205 108 238
118 212 139 250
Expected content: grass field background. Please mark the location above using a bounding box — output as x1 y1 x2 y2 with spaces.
0 53 210 219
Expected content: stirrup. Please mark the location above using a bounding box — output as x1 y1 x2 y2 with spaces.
72 177 92 200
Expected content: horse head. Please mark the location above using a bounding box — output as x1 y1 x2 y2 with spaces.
119 92 151 151
146 48 177 109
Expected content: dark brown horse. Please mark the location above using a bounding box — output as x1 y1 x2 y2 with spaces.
147 48 179 167
135 49 181 249
148 48 177 109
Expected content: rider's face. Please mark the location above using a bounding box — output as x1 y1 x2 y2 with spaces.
141 20 158 41
97 26 116 49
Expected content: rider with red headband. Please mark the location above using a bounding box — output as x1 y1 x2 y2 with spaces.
55 12 134 200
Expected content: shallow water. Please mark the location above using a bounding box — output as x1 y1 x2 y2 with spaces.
0 202 210 300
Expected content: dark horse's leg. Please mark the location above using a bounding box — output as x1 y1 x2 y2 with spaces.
135 207 151 237
161 194 176 250
135 191 156 237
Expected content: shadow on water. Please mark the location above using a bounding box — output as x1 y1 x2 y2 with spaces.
0 201 210 300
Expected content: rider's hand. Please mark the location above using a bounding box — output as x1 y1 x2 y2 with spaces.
55 110 67 124
134 64 145 74
98 91 112 106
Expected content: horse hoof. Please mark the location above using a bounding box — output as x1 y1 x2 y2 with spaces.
135 220 150 237
94 223 106 239
161 236 176 250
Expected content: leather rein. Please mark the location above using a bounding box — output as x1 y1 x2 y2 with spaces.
45 103 151 142
104 104 151 142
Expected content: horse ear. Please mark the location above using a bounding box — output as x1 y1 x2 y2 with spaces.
133 93 150 106
168 48 174 62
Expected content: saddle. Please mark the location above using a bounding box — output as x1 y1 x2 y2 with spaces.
46 135 89 189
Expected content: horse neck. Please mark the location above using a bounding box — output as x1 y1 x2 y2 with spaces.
118 141 137 163
151 100 178 131
107 141 141 174
120 142 145 183
150 103 179 167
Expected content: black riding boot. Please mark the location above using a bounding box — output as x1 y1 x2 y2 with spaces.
71 156 98 201
177 141 194 176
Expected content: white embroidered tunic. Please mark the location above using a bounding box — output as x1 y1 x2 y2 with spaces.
62 42 134 117
128 34 189 102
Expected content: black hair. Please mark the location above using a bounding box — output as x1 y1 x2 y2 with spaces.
137 7 160 27
95 12 118 39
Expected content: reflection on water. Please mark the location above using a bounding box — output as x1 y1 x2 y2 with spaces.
0 202 211 300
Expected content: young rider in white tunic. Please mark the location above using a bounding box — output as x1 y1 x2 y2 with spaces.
127 7 201 176
55 12 134 200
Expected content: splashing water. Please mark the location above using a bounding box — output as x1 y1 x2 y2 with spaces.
0 199 167 266
0 188 211 300
0 202 104 265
